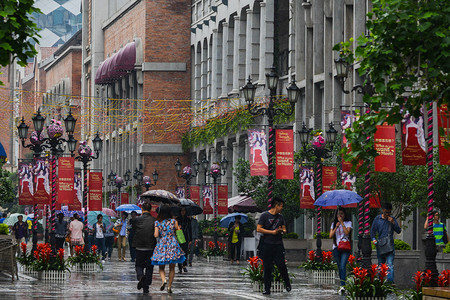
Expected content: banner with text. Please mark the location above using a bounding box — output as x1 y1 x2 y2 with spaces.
438 105 450 165
89 172 103 211
121 193 129 204
202 185 213 214
322 166 341 209
401 111 426 165
33 158 51 205
18 162 34 205
300 167 315 209
69 172 82 211
374 125 396 172
190 185 201 206
275 129 294 179
217 185 228 215
57 157 75 206
248 129 268 176
341 110 357 172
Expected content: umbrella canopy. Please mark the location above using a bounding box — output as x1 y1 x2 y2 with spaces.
314 189 363 207
140 189 180 206
102 208 117 217
87 211 111 227
219 213 248 228
55 210 84 217
3 213 28 226
228 194 262 213
115 204 142 214
172 198 203 216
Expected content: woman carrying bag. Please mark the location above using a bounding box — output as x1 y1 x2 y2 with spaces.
330 207 352 293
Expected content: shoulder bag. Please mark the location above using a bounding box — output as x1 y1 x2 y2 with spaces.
337 240 352 252
377 234 394 255
176 229 186 244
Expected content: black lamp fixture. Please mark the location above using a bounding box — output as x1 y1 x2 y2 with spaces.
334 57 374 95
32 109 46 133
63 108 77 135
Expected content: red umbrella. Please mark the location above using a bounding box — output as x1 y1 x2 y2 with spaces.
228 194 262 213
102 208 117 217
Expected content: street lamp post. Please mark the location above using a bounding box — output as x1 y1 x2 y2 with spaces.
73 134 103 250
134 167 159 191
298 122 337 259
17 109 77 252
334 57 376 269
175 158 200 199
108 170 131 206
241 68 300 208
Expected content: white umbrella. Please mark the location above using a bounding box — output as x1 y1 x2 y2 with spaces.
3 213 27 226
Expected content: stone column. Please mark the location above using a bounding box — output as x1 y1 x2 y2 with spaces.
232 141 239 196
231 15 241 95
245 9 254 80
220 22 229 98
258 0 274 84
211 29 219 100
195 44 201 100
244 139 249 161
201 42 208 100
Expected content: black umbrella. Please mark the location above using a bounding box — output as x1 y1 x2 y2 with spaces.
172 198 203 216
140 189 180 206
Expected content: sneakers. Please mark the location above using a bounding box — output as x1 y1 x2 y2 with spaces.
262 290 271 295
183 267 188 273
286 284 292 292
137 276 146 290
339 287 346 295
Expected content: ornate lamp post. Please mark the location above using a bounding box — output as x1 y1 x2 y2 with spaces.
73 134 103 249
241 69 300 208
108 170 132 206
134 167 159 191
298 122 337 259
175 158 200 199
17 109 77 251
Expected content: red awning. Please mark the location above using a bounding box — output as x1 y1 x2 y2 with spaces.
94 42 136 85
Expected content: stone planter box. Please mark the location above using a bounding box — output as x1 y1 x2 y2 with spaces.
71 263 99 272
251 281 284 293
354 297 386 300
308 270 337 284
37 270 68 281
283 239 308 263
307 239 334 252
206 256 224 263
436 252 450 272
202 236 228 250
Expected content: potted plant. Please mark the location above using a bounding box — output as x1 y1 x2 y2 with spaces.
401 269 449 300
301 250 337 282
344 264 395 300
16 242 35 275
202 241 227 262
32 243 69 280
67 245 103 272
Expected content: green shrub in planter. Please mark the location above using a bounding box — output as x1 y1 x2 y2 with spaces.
313 232 330 239
0 223 9 235
283 232 299 239
443 243 450 254
371 239 411 250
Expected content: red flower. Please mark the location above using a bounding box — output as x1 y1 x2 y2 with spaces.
20 242 27 255
423 269 432 286
438 273 448 287
353 267 368 287
379 263 389 283
91 245 98 255
369 264 378 283
348 254 356 267
208 241 215 249
57 248 64 261
413 271 424 292
308 250 315 262
33 250 39 260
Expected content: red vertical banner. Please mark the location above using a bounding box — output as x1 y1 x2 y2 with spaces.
176 186 185 199
109 194 117 211
217 185 228 215
33 158 50 205
18 162 34 205
341 110 355 172
401 112 426 165
69 172 82 211
438 105 450 165
322 166 337 193
248 129 268 176
89 172 103 211
121 193 129 204
299 167 315 209
374 125 396 172
190 185 201 206
202 185 213 214
275 129 294 179
57 157 75 206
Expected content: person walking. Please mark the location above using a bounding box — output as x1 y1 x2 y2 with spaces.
188 216 200 267
228 215 244 264
128 211 138 262
115 212 128 261
423 210 449 249
104 217 115 261
12 215 28 255
133 202 157 295
176 207 191 273
68 213 84 256
55 213 68 251
93 214 106 262
371 202 401 283
151 205 186 294
330 207 352 293
256 196 291 295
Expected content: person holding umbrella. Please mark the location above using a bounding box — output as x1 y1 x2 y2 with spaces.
228 215 244 264
93 214 107 262
115 212 129 261
188 216 200 267
256 196 291 295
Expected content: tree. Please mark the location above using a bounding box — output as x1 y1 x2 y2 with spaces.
0 168 15 204
334 0 450 165
0 0 41 85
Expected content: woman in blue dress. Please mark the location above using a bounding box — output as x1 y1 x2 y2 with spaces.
151 205 186 293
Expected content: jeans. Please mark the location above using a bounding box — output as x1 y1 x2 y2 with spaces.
261 243 290 292
230 241 242 261
105 236 114 258
128 233 136 261
55 237 65 251
95 237 106 259
377 250 395 283
332 248 350 286
135 249 154 293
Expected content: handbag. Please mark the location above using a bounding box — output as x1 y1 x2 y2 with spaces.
176 229 186 244
337 240 352 252
377 235 394 255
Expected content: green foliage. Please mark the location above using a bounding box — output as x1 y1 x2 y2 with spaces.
313 231 331 239
283 232 299 239
344 264 396 299
443 243 450 254
0 0 41 85
201 241 227 257
333 0 450 166
394 239 411 250
301 250 337 271
201 227 229 238
0 169 15 204
0 224 9 235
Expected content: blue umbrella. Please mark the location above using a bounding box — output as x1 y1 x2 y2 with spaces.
0 141 7 162
313 189 363 207
219 213 248 228
56 210 84 217
87 211 111 227
115 204 142 213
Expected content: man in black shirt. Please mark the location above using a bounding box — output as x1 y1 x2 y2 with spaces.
257 196 291 295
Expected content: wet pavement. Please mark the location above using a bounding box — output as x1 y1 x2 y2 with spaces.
0 253 399 299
